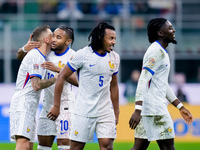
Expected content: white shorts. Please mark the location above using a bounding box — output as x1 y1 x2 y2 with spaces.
135 114 175 141
37 108 57 136
55 107 71 139
37 107 71 139
70 113 116 143
10 111 36 142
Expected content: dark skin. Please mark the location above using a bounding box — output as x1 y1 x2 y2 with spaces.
129 20 193 150
38 28 78 148
48 28 119 150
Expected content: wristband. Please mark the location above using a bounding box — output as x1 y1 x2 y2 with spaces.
135 105 142 110
177 103 183 109
22 46 27 52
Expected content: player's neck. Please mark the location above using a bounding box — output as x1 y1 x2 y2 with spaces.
157 40 168 49
38 43 51 56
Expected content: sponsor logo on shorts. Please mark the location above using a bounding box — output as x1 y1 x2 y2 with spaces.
27 127 30 133
74 130 78 136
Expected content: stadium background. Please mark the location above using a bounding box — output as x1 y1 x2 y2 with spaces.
0 0 200 149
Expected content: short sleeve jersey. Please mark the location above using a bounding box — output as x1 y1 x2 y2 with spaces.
42 47 76 112
67 46 120 117
9 48 46 116
141 41 170 115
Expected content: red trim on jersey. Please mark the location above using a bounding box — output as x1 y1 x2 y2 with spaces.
148 79 151 88
23 72 30 88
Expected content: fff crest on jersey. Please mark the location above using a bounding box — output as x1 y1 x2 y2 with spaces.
33 64 39 70
109 59 115 72
58 61 65 68
148 58 155 66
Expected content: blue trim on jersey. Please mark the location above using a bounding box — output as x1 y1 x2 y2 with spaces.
35 48 46 58
30 74 42 79
113 71 118 75
155 40 168 53
67 62 76 72
54 47 69 56
94 51 107 57
143 67 155 75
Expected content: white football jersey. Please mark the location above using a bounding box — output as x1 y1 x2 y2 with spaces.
141 41 170 115
68 46 120 117
9 48 46 116
42 47 76 112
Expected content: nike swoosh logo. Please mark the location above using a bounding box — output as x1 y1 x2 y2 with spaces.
89 64 96 67
60 132 67 135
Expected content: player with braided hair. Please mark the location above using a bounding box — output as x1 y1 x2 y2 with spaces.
48 22 120 150
129 18 193 150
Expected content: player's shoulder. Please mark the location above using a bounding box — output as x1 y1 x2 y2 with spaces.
110 51 120 60
26 48 44 58
146 42 165 56
74 46 92 55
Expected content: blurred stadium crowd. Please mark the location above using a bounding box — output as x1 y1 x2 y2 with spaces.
0 0 200 83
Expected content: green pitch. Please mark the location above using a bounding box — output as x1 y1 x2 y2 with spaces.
0 142 200 150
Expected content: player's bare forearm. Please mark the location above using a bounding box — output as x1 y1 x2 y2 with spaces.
110 74 120 124
17 48 27 60
31 76 56 91
54 65 74 107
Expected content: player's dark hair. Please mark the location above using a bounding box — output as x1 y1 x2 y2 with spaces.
32 25 50 42
147 18 167 43
88 22 115 51
59 25 75 46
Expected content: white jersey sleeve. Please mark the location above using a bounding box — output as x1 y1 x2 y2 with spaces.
67 49 84 72
139 41 171 116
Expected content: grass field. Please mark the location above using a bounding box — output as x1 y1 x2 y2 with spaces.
1 142 200 150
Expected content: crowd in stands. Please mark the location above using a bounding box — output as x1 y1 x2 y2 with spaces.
0 0 175 20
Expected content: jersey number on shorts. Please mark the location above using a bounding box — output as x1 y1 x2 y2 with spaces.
60 120 68 131
99 76 104 87
47 73 54 79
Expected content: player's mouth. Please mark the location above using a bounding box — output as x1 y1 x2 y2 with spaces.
51 43 57 48
110 45 114 51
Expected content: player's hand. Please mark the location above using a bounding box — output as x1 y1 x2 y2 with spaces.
41 61 61 73
129 110 141 129
23 34 41 52
180 106 193 125
47 105 60 121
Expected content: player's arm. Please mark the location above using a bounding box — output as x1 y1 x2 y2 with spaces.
66 72 78 87
30 74 58 91
129 69 152 129
166 84 193 125
47 64 74 120
17 34 41 60
110 74 119 125
41 61 78 86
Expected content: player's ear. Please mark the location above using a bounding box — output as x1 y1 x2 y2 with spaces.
44 36 50 44
66 39 72 46
158 30 163 37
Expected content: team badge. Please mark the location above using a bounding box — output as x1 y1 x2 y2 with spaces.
33 64 39 70
109 59 115 72
27 127 30 133
74 130 78 136
148 58 155 66
168 127 172 133
58 61 65 68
